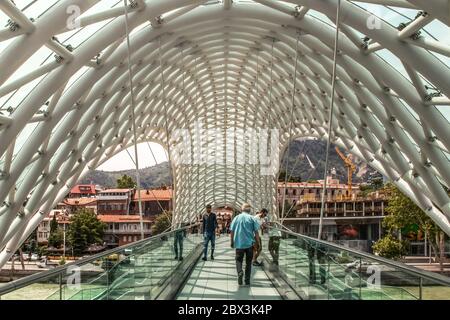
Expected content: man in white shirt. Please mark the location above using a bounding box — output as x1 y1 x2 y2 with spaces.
266 211 282 265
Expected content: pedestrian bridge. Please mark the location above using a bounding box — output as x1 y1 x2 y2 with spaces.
1 224 449 300
0 0 450 271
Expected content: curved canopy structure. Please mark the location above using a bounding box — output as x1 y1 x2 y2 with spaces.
0 0 449 266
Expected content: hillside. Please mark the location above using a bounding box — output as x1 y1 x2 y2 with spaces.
80 162 172 188
79 140 377 188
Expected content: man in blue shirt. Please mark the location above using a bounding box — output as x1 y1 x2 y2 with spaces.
230 203 260 286
202 204 218 261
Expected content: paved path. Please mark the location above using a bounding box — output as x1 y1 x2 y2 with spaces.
177 236 281 300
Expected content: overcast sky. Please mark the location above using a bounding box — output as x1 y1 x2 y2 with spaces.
97 142 168 172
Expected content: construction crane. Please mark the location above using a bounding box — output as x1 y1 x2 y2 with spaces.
335 147 356 197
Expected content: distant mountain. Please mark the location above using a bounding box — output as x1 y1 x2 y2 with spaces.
79 140 377 188
280 139 377 183
80 162 172 188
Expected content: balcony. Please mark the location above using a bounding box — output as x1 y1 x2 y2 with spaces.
105 229 151 234
97 195 129 201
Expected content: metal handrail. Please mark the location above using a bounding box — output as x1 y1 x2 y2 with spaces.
271 223 450 287
0 223 200 296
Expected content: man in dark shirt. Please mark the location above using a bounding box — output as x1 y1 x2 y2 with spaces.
202 204 218 261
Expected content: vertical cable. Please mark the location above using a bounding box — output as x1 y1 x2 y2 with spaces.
123 0 144 240
158 35 176 227
281 33 300 223
267 39 275 212
318 0 341 240
253 49 260 210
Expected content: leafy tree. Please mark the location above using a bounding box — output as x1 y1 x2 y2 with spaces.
50 214 58 234
48 228 64 248
372 234 408 260
116 174 136 189
360 174 384 196
151 211 172 235
373 183 446 268
370 177 384 190
67 209 106 255
20 229 37 254
278 170 301 182
48 215 63 247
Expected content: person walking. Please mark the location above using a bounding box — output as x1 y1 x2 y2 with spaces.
307 235 328 285
202 204 218 261
307 241 317 285
266 209 281 265
174 222 185 261
316 235 328 285
252 209 267 266
230 203 260 286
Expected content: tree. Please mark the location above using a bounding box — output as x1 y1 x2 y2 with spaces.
278 170 301 182
48 215 63 247
116 174 136 189
67 209 106 255
151 211 172 235
372 234 408 260
373 183 446 268
48 228 64 248
50 214 58 234
20 229 37 255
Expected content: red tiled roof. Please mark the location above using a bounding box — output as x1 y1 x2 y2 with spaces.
63 198 97 206
133 189 172 201
97 215 152 223
100 188 132 193
70 184 96 195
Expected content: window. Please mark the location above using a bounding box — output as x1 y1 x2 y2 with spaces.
293 189 297 196
128 236 132 242
123 236 127 242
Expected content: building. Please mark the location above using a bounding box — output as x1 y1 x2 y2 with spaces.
37 209 70 244
62 197 97 214
97 189 133 215
68 184 99 198
276 178 389 252
281 190 388 253
131 188 172 216
277 177 360 206
98 215 152 247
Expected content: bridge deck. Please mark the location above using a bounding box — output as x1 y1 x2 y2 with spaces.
177 236 281 300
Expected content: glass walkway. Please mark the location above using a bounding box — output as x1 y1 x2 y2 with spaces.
177 237 281 300
1 224 449 300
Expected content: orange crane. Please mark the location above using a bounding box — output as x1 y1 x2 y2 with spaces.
335 147 356 197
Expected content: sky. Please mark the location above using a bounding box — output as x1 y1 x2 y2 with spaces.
97 142 168 171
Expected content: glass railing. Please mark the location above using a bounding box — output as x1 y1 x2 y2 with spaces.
0 224 202 300
263 223 450 300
